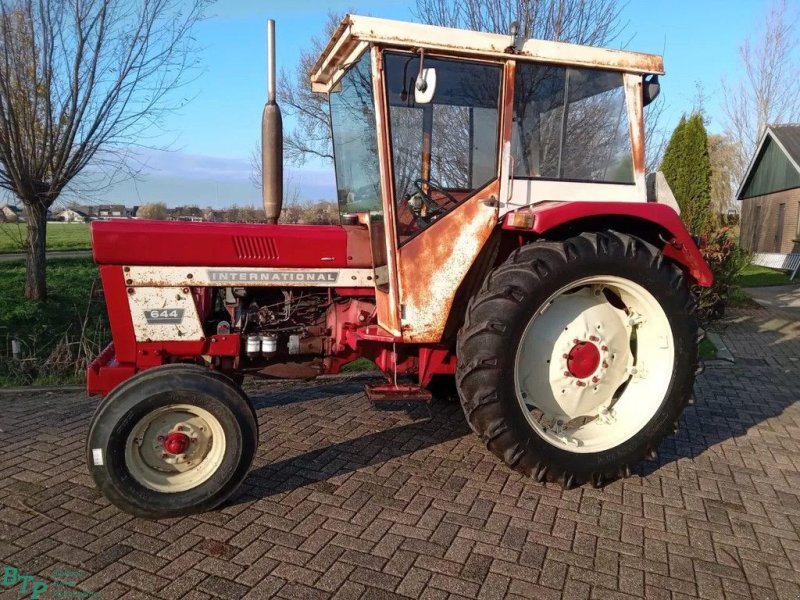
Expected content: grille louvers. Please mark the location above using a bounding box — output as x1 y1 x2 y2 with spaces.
232 236 279 260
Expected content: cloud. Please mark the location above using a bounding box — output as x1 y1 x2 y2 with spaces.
133 148 255 182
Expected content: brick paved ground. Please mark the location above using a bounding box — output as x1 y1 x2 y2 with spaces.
1 305 799 600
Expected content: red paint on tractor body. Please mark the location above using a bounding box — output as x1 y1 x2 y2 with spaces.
91 220 367 267
502 201 713 287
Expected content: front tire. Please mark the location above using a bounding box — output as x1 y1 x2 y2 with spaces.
87 365 258 518
456 232 698 488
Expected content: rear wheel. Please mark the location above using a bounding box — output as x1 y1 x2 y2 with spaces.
87 365 258 518
456 232 698 487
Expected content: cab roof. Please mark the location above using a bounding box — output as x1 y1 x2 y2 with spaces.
310 14 664 93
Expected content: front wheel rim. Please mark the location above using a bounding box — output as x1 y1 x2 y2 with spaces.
124 404 227 493
514 275 675 454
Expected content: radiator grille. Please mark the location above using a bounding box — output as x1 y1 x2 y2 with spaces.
232 236 279 260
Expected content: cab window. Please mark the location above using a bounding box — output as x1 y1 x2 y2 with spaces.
512 63 633 184
384 52 502 242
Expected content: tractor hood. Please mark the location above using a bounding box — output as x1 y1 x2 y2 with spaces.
91 220 368 268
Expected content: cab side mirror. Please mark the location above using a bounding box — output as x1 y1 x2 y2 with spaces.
414 68 437 104
643 74 660 107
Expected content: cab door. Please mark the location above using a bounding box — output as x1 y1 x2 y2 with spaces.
379 51 513 343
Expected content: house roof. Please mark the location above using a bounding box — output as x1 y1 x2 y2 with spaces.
736 124 800 200
770 124 800 164
59 208 89 217
310 14 664 93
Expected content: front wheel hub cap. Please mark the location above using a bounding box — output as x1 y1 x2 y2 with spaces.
163 431 190 455
567 341 600 379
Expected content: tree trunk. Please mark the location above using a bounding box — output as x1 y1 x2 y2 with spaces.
24 203 48 301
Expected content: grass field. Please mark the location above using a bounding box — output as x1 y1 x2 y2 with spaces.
736 264 797 288
0 222 91 253
0 257 108 385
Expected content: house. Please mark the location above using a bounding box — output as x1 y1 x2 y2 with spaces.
738 124 800 257
96 204 129 218
0 204 24 222
72 204 134 219
56 208 90 223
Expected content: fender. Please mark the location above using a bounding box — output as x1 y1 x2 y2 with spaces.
501 201 713 287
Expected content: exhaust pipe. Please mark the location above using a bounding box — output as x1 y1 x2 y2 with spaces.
262 19 283 224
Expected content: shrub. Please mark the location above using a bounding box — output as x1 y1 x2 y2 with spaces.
696 227 751 320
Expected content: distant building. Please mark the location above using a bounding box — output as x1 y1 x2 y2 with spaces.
97 204 129 218
72 204 134 219
738 124 800 254
56 208 90 223
0 204 23 222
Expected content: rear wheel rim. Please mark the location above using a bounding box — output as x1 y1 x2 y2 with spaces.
514 275 674 454
125 404 226 493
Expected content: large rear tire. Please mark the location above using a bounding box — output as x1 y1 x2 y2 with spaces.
87 365 258 518
456 231 698 488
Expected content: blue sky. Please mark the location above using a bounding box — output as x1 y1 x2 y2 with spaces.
93 0 767 208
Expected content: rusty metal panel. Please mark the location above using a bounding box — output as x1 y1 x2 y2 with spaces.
623 73 647 201
397 181 500 342
128 287 204 342
311 15 664 92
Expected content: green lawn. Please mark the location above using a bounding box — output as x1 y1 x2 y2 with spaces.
736 264 797 288
0 257 108 386
0 222 92 253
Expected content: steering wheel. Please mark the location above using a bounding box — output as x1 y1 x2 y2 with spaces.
413 177 459 209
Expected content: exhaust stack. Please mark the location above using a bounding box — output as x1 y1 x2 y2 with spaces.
261 19 283 224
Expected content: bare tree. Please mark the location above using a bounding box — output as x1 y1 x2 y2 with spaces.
722 0 800 184
0 0 208 300
279 12 340 165
413 0 626 45
708 133 738 223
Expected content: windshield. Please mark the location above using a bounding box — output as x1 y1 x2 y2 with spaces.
329 52 382 218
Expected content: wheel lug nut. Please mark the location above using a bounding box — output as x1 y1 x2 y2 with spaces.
191 438 197 443
176 426 184 432
573 338 579 344
157 435 164 441
592 376 599 383
576 381 586 387
563 371 571 377
603 362 608 369
562 354 569 359
161 453 168 459
589 335 598 342
601 345 608 351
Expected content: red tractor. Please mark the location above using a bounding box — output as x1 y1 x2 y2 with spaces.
86 15 712 518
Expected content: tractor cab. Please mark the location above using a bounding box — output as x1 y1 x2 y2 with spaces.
311 15 664 343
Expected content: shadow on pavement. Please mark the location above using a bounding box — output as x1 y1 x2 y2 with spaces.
233 386 471 504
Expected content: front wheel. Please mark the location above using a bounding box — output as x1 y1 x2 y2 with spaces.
87 365 258 518
456 232 698 488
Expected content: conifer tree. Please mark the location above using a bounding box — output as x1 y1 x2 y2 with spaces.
660 114 713 234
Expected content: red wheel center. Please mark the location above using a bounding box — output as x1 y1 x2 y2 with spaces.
567 341 600 379
163 431 190 455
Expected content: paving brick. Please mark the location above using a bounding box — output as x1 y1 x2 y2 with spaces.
1 305 798 599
